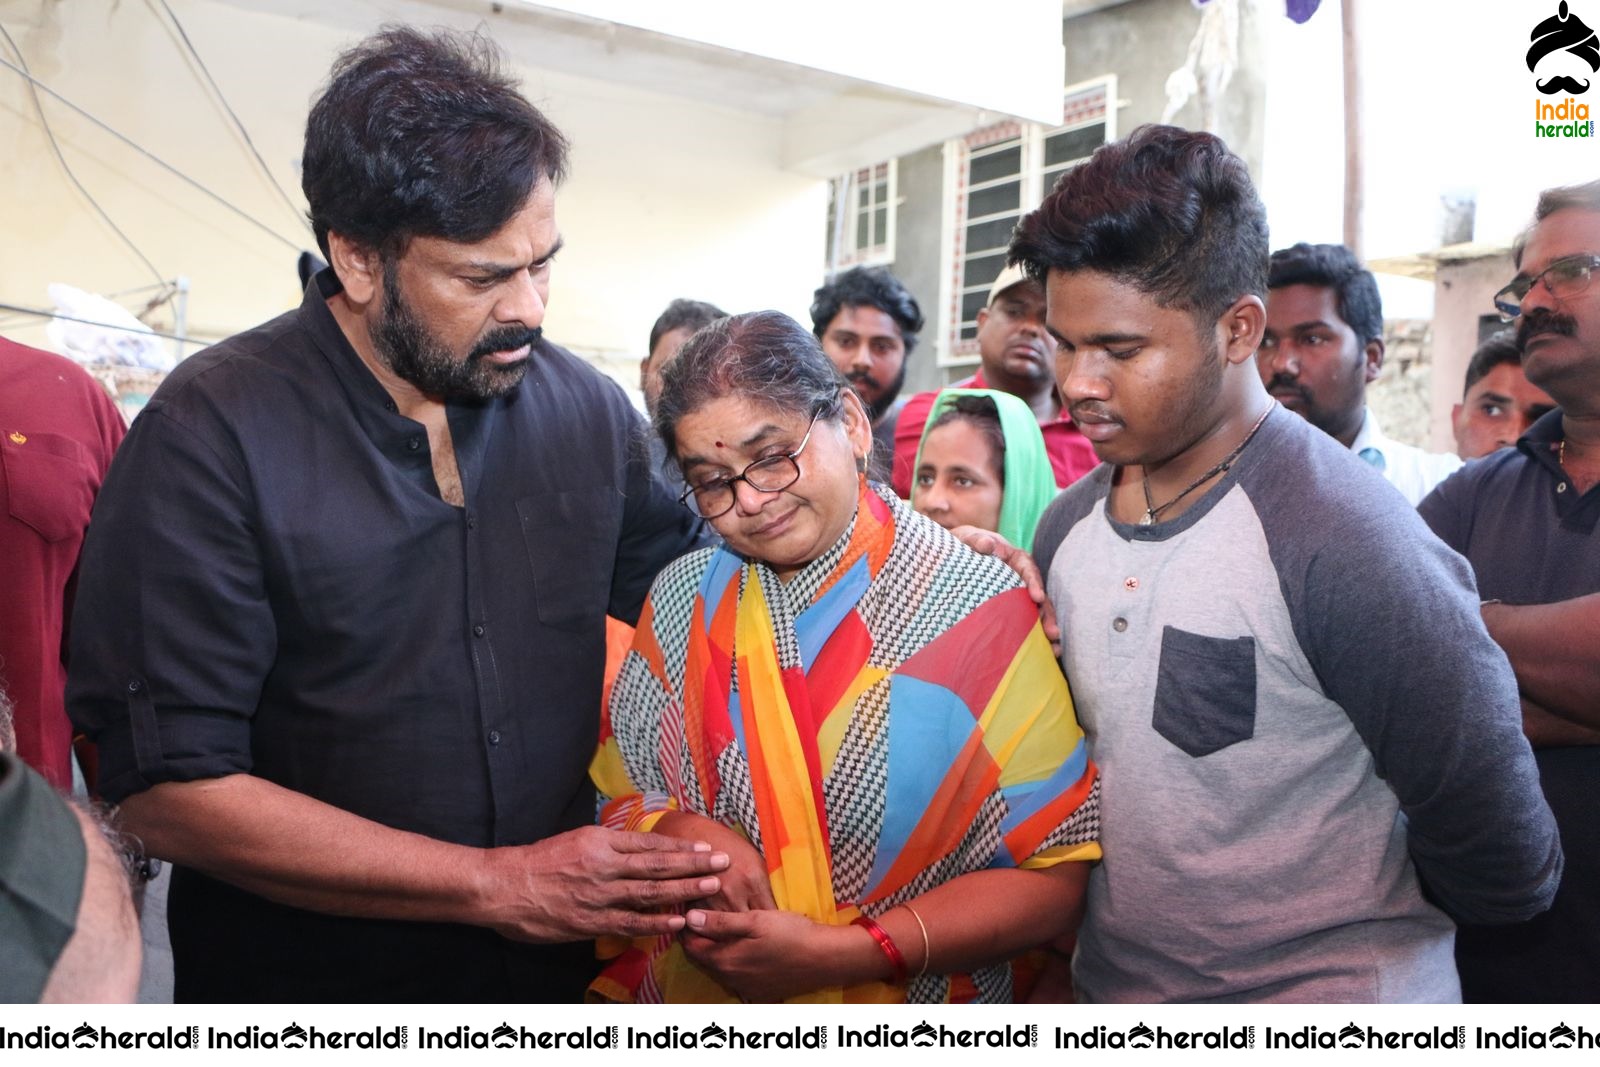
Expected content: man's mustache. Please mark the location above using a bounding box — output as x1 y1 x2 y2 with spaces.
1070 401 1117 423
1517 307 1577 348
845 369 883 392
1538 75 1592 94
470 326 542 361
1263 373 1307 399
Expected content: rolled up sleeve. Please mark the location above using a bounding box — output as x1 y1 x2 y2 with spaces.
67 402 274 804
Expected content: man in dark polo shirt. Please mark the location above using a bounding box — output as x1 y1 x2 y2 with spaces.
67 27 727 1003
1419 177 1600 1002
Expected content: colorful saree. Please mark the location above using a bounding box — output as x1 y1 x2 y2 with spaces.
590 482 1099 1004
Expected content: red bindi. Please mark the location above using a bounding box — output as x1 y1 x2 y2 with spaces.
715 440 724 449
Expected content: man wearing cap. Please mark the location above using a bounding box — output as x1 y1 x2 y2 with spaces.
892 266 1096 498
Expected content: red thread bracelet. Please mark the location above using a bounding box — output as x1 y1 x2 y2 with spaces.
852 915 908 984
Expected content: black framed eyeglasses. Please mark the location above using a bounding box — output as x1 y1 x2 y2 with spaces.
1494 253 1600 322
679 412 821 519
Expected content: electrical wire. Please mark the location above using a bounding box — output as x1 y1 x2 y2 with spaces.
0 42 305 254
0 23 168 290
152 0 312 238
0 300 207 347
0 278 180 330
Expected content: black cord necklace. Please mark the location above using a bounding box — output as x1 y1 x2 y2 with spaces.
1139 405 1273 526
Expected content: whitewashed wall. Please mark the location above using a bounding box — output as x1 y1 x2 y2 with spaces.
0 0 826 391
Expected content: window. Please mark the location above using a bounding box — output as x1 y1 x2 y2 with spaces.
942 78 1116 365
826 161 896 270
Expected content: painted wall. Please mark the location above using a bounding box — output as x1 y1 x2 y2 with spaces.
1430 254 1514 454
882 143 949 397
525 0 1066 124
880 0 1266 398
1065 0 1266 179
0 0 824 393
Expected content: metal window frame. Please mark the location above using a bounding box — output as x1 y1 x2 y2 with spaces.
936 75 1118 370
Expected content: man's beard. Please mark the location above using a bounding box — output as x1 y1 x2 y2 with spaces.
372 262 541 402
848 359 908 423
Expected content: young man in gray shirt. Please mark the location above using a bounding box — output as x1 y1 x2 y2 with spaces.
1010 124 1561 1003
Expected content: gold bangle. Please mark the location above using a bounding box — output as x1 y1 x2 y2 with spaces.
904 904 931 980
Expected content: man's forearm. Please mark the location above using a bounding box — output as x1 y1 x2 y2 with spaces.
1522 698 1600 749
119 774 731 944
118 774 490 926
1485 596 1600 727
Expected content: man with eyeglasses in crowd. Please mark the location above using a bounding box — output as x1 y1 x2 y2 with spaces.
892 265 1097 498
1419 177 1600 1002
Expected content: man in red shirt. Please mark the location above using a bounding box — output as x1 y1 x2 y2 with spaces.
0 337 125 789
893 265 1096 497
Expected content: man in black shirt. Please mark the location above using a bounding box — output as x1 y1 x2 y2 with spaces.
1419 177 1600 1001
67 26 727 1003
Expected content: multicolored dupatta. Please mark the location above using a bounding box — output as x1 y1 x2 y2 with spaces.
590 482 1099 1004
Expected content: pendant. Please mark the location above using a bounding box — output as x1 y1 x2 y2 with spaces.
1139 512 1154 526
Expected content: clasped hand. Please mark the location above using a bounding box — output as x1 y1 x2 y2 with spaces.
654 812 843 1001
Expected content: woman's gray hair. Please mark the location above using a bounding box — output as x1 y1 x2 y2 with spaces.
654 310 848 458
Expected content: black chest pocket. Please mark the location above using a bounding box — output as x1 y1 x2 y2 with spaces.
1151 626 1257 758
516 488 623 630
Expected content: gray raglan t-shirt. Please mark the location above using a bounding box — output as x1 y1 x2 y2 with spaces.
1033 405 1560 1004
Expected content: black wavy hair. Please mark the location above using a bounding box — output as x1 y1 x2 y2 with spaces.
1267 242 1385 346
648 299 728 356
1462 329 1524 396
1007 124 1268 326
302 25 569 259
1513 177 1600 267
808 266 924 355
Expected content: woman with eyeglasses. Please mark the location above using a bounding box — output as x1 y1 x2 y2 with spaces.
587 310 1098 1004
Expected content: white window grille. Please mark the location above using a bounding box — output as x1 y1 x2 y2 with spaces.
941 77 1116 366
826 160 897 270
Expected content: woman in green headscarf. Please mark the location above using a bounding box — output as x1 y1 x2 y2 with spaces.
910 388 1059 552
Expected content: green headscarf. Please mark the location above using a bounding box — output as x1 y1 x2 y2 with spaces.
910 387 1059 552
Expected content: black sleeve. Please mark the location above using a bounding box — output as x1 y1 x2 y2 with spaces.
66 405 271 804
607 397 710 627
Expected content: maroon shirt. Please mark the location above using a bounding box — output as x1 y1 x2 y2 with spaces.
0 338 124 788
891 369 1098 498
